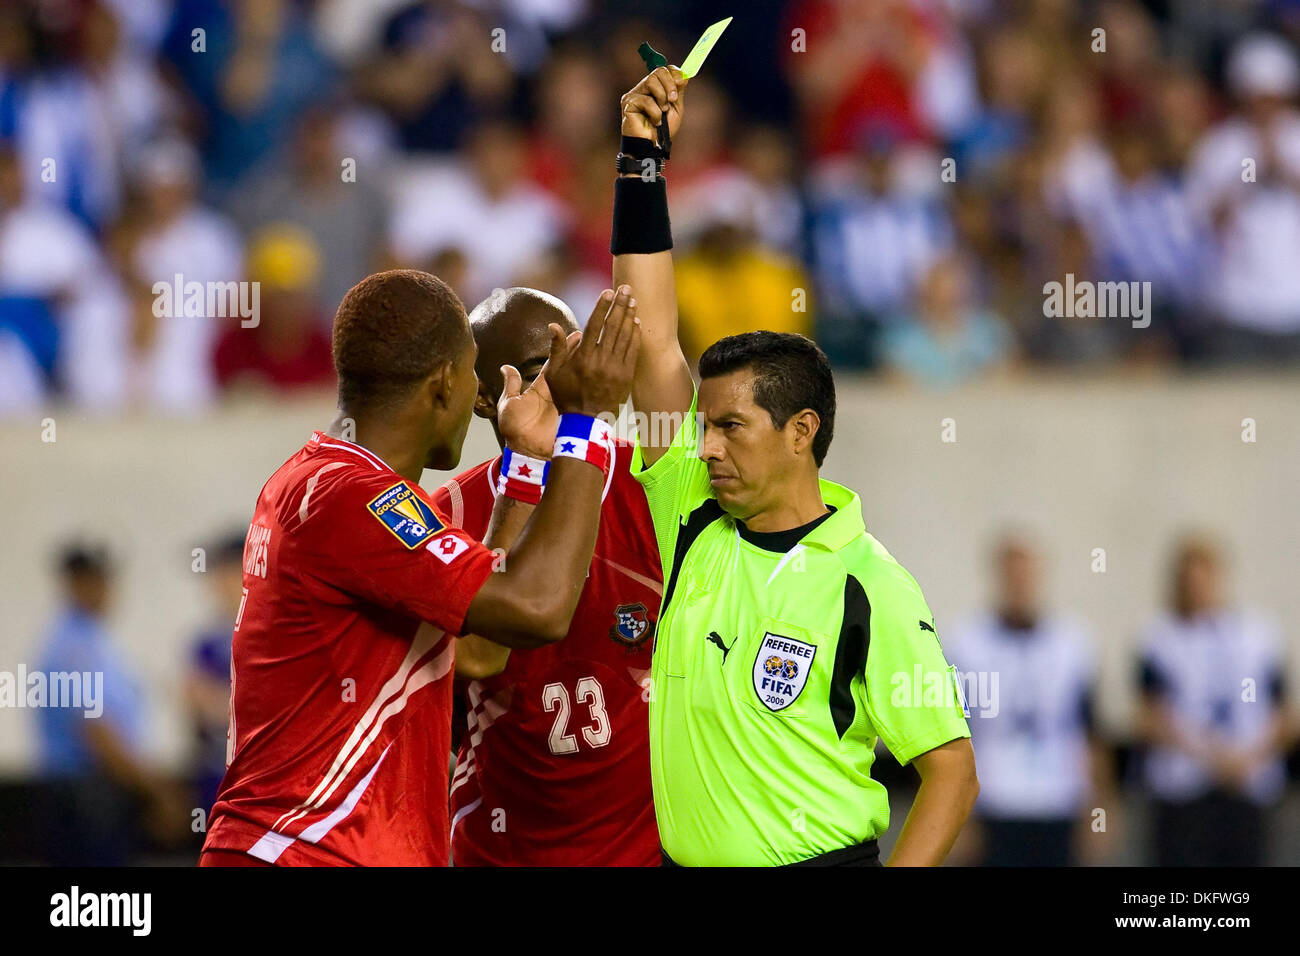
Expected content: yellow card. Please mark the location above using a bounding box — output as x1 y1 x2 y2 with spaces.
678 17 733 78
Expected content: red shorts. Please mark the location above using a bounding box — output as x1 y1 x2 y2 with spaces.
199 848 275 867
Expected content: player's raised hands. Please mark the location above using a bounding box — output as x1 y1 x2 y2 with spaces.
497 359 562 459
545 286 641 418
621 66 687 145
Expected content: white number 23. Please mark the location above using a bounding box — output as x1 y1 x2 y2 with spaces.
542 677 611 755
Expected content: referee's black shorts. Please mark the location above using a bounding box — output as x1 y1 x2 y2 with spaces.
661 839 882 867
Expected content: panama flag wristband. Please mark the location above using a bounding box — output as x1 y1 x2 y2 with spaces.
553 413 613 475
497 447 550 504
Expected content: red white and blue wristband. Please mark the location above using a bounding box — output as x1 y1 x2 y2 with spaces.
553 413 613 475
497 447 549 504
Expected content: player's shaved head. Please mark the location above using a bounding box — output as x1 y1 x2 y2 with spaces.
468 287 579 405
332 269 472 414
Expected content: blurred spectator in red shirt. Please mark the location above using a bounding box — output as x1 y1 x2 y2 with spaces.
527 44 615 201
525 46 618 275
214 224 333 393
784 0 977 157
1091 0 1164 128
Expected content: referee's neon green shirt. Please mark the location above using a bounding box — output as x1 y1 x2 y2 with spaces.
633 392 970 866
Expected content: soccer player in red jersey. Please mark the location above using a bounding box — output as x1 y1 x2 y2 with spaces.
199 270 640 866
433 288 662 866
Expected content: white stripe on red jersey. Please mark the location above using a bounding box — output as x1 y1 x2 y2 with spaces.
203 431 498 866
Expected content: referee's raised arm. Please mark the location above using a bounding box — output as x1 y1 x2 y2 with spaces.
612 66 695 466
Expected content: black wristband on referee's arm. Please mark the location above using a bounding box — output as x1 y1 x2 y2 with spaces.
611 143 672 256
616 134 665 180
620 135 663 162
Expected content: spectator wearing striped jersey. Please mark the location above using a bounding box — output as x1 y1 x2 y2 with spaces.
807 130 953 368
1081 125 1214 361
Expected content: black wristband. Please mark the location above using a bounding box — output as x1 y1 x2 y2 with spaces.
616 152 663 179
611 176 672 255
620 135 663 160
617 135 665 179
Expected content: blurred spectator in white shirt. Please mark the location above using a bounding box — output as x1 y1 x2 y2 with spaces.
0 144 112 414
1039 73 1114 227
1136 534 1296 866
1186 33 1300 357
80 1 179 180
1088 127 1210 300
78 138 243 414
948 534 1114 866
99 0 172 54
388 117 565 305
669 118 804 260
733 124 805 258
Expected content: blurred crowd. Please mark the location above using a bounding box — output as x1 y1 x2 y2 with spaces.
2 0 1300 416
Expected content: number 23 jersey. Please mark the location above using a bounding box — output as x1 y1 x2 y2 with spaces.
432 440 662 866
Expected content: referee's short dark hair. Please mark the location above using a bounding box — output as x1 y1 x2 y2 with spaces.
332 269 470 414
699 331 836 466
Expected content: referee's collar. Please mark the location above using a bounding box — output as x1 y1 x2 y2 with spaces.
798 479 865 552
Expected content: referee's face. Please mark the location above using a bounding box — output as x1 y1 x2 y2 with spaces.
698 371 801 521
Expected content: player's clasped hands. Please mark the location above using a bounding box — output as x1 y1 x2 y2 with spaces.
497 358 559 459
546 286 641 418
496 287 640 456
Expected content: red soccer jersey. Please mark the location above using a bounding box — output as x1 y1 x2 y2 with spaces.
433 440 662 866
203 431 497 866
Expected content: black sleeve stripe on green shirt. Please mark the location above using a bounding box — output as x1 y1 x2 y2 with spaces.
830 574 871 739
662 498 725 613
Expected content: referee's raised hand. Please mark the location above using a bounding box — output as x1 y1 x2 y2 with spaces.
621 66 687 146
544 285 641 418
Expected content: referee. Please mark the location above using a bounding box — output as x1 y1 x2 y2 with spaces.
612 68 979 866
